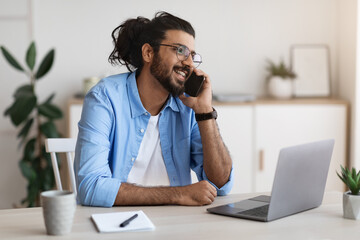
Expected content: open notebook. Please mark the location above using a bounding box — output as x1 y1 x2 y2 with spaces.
91 210 155 233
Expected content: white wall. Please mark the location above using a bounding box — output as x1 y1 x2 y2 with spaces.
337 0 357 167
353 0 360 168
0 0 32 209
0 0 356 209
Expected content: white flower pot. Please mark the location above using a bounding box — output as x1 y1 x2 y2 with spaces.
343 191 360 220
268 76 293 99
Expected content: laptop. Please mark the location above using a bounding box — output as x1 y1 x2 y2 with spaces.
207 139 335 222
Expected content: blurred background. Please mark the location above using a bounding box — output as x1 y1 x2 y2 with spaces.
0 0 358 209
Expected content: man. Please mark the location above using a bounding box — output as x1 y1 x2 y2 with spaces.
74 11 233 207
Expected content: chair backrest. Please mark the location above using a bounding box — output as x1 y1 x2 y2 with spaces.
45 138 77 195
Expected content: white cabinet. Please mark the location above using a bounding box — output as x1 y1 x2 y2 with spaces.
215 106 253 194
254 104 347 192
68 99 348 193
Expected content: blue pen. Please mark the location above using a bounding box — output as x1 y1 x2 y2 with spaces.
119 213 138 227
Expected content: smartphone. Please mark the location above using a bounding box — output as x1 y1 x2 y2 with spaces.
184 72 205 97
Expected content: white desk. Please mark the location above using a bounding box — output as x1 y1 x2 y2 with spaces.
0 192 357 239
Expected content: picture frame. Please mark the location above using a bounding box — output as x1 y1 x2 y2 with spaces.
290 45 331 97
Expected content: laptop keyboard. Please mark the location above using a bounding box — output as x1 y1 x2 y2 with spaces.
239 204 269 217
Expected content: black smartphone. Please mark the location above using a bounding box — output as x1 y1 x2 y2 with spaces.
184 72 205 97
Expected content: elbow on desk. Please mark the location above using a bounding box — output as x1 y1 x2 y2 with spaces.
77 177 121 208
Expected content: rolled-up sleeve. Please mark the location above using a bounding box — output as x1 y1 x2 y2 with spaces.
74 89 121 207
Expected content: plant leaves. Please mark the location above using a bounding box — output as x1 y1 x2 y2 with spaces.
337 171 347 185
0 46 24 72
337 165 360 195
4 105 13 116
27 176 40 207
44 93 55 104
23 138 36 161
35 49 55 80
13 84 33 98
17 118 34 139
3 85 33 117
19 160 36 181
352 168 357 179
8 95 37 126
38 102 62 119
26 42 36 71
40 121 59 138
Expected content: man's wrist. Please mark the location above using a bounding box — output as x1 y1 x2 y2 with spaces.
193 106 213 114
195 107 217 122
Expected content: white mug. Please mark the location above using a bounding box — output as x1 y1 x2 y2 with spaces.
40 190 76 235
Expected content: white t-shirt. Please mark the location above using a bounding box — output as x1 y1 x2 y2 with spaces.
126 114 170 186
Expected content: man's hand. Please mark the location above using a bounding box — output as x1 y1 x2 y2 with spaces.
179 69 213 114
176 180 217 206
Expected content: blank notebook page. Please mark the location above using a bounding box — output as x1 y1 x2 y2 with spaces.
91 210 155 233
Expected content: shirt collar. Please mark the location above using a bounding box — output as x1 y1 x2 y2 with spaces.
126 71 180 118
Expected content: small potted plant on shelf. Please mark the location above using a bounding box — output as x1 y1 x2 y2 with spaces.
265 59 296 99
337 165 360 220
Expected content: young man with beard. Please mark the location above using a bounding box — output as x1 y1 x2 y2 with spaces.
74 12 233 207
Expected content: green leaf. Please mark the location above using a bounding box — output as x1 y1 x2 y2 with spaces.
26 42 36 70
14 84 33 99
27 178 40 207
38 103 62 119
35 49 55 80
352 168 357 179
23 138 36 161
8 95 37 126
337 171 347 185
44 93 55 104
17 118 34 139
4 104 13 116
0 46 24 72
19 161 36 181
40 121 59 138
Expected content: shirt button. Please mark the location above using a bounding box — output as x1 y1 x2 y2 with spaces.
131 157 135 162
140 128 144 133
145 112 148 116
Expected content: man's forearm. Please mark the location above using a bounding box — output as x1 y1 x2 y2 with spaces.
114 181 217 206
114 182 179 205
197 118 232 188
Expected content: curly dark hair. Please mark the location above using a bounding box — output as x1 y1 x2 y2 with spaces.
108 11 195 73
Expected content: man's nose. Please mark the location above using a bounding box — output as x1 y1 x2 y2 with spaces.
181 56 194 69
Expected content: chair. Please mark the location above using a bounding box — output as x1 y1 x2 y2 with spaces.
45 138 77 195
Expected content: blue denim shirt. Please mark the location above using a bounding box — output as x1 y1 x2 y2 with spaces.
74 72 233 207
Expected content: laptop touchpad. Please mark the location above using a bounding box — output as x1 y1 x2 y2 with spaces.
229 200 269 212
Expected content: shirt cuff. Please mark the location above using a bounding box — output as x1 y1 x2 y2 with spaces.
202 167 234 196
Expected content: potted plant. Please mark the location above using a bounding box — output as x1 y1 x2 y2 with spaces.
1 42 63 207
337 165 360 220
265 59 296 99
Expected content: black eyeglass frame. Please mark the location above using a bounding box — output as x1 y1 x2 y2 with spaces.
158 43 202 68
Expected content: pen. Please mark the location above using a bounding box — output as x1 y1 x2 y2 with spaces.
119 213 138 227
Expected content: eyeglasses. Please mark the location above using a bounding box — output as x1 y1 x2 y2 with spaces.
158 43 202 68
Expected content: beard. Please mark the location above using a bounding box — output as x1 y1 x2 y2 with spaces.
150 52 190 97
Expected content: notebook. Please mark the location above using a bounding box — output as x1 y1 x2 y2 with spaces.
91 210 155 233
207 139 334 222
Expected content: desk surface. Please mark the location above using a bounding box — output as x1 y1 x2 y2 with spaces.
0 192 357 239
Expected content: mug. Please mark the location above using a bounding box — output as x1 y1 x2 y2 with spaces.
40 190 76 235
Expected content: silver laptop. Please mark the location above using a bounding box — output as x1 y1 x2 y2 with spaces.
207 139 335 222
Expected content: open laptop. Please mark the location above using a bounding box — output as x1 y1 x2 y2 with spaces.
207 139 335 222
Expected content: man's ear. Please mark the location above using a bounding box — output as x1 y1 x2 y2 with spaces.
142 43 154 63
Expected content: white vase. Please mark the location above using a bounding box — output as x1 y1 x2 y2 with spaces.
268 76 293 99
343 191 360 220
